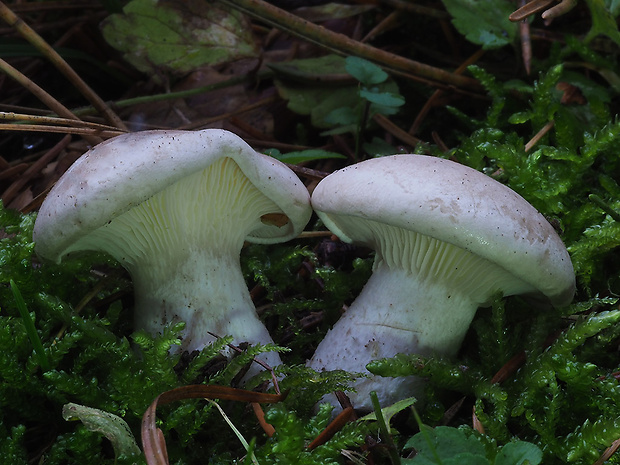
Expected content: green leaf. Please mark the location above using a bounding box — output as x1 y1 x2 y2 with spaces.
268 54 349 82
406 426 490 464
345 56 388 86
275 81 361 129
359 397 417 433
359 89 405 107
324 106 359 126
508 111 532 125
9 279 50 371
584 0 620 45
494 441 543 465
62 403 141 459
274 55 402 129
441 0 518 49
101 0 258 76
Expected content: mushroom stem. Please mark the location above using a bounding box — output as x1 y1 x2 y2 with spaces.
309 219 538 411
309 260 478 411
132 249 281 368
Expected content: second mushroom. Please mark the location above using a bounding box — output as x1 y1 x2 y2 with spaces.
33 129 312 376
308 154 575 411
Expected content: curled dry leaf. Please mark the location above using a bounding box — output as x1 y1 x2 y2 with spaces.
142 385 287 465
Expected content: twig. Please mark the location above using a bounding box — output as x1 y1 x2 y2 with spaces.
409 49 485 135
373 113 420 147
593 438 620 465
298 230 333 238
217 0 481 92
179 96 278 130
0 123 124 138
0 57 102 144
72 70 274 118
509 0 555 21
541 0 578 19
518 0 533 75
525 120 554 152
510 0 578 21
142 386 286 465
307 407 355 450
251 402 276 437
0 1 127 131
0 111 123 131
362 10 400 43
284 163 330 181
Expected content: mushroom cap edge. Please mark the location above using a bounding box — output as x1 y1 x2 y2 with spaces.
311 154 576 307
33 129 312 262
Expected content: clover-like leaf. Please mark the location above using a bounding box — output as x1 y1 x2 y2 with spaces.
345 56 388 86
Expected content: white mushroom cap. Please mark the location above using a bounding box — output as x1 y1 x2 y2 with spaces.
312 154 575 307
34 129 311 262
309 154 575 410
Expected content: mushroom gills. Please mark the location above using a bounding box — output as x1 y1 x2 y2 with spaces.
333 214 538 305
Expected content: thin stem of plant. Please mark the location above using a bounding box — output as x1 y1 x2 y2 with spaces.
72 70 274 118
356 99 371 159
370 391 401 465
208 400 261 465
589 194 620 223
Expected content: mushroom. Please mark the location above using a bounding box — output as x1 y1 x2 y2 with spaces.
33 129 312 373
308 154 575 410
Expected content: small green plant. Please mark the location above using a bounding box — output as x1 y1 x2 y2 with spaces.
323 56 405 157
272 54 405 158
403 424 542 465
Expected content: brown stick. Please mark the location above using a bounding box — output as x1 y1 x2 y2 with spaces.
218 0 481 92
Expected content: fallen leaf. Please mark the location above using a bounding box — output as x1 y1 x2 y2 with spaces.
101 0 259 77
